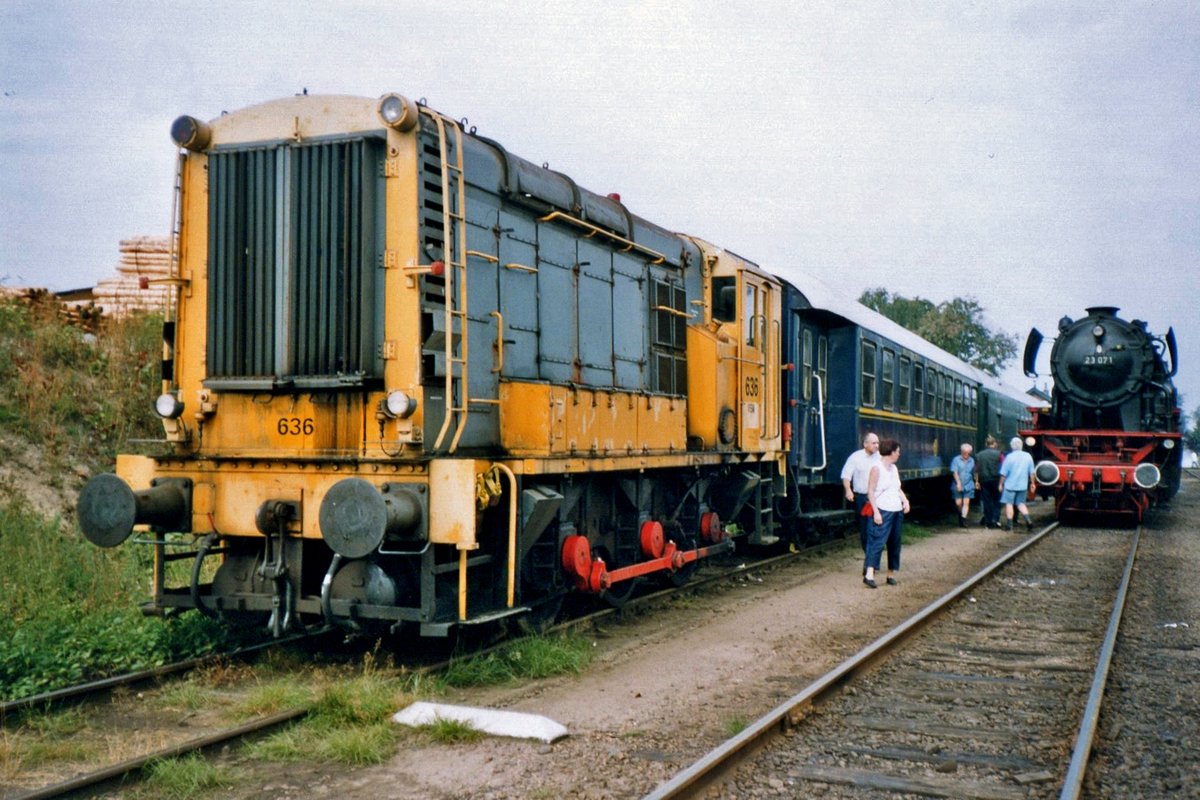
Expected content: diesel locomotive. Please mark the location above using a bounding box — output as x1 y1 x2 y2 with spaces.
1022 306 1182 522
77 92 1031 638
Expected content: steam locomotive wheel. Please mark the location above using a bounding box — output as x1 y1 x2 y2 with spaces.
516 591 567 635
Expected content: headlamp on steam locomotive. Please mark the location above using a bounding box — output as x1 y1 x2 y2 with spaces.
380 390 417 419
377 93 418 132
1025 436 1036 447
1092 324 1105 338
155 392 185 420
1162 439 1176 450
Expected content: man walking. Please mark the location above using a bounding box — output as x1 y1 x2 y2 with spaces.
975 435 1003 528
841 432 881 553
998 437 1036 531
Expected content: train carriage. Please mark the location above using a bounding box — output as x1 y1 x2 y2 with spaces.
777 272 1031 532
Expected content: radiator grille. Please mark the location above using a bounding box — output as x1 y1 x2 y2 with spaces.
206 136 385 389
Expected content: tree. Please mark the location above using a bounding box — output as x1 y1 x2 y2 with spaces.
1183 402 1200 456
859 288 1018 377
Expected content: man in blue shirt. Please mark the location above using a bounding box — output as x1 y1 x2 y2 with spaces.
998 437 1036 531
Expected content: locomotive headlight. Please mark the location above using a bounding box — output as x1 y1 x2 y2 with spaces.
170 115 211 151
381 390 417 419
154 393 184 419
1133 463 1161 489
1025 436 1036 447
1092 324 1105 338
377 93 418 132
1162 439 1176 450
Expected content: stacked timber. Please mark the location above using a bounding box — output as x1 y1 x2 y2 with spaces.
91 236 174 316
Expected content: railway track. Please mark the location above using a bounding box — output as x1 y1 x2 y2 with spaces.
0 535 843 800
645 522 1144 799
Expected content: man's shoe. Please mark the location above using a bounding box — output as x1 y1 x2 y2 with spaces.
958 516 966 528
979 518 986 527
1003 522 1013 531
1025 519 1034 531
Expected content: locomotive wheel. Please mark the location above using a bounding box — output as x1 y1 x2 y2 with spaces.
515 592 567 635
600 579 638 608
660 531 698 588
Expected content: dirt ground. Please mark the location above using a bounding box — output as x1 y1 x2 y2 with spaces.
218 501 1057 800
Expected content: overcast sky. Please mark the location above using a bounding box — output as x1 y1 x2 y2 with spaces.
2 1 1197 407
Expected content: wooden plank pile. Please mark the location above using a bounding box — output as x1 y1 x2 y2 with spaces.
91 236 174 316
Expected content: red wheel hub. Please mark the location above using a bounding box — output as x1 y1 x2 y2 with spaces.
640 520 665 558
700 511 723 542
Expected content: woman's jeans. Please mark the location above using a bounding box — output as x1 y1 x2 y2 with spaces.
865 510 902 572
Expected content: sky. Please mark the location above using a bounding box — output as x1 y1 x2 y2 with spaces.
2 1 1198 409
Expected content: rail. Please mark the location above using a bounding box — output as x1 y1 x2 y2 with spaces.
643 522 1059 800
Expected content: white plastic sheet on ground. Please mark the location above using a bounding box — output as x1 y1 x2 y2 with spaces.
392 701 569 743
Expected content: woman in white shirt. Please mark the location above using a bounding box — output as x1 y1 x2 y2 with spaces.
864 438 910 588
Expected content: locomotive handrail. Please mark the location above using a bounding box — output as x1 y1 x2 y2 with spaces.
423 108 471 453
537 210 667 264
491 311 504 374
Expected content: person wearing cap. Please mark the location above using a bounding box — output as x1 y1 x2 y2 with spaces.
998 436 1036 531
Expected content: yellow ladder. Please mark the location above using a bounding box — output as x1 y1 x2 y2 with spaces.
424 110 470 453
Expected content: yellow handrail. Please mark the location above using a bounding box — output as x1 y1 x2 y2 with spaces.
537 211 666 264
492 464 519 608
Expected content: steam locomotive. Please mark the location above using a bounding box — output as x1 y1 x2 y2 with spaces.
1022 306 1182 523
76 92 1031 638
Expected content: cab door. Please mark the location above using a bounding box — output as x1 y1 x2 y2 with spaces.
738 274 780 453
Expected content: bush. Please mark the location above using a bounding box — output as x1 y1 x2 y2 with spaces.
0 497 230 699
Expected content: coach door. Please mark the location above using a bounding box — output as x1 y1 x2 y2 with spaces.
794 323 828 469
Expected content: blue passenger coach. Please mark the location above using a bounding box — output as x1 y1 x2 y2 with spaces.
777 271 1031 534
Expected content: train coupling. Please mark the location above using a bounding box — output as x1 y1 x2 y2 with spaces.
78 473 192 547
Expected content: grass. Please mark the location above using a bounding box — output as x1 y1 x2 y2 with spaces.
141 754 238 799
245 660 413 765
0 296 161 474
440 634 595 688
421 716 484 744
723 715 749 736
901 521 937 543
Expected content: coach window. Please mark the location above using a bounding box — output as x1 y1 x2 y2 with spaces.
861 341 877 407
912 363 924 415
899 356 911 412
970 386 978 426
744 284 758 346
817 335 828 402
881 348 895 409
934 372 943 419
802 329 813 401
945 378 954 422
951 379 961 422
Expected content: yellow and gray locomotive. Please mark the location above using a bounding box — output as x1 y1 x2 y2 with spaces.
77 93 784 636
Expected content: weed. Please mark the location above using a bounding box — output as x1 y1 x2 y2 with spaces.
723 715 748 736
142 754 237 799
231 680 312 719
902 522 936 543
322 722 401 764
441 634 594 688
155 681 214 713
421 716 483 744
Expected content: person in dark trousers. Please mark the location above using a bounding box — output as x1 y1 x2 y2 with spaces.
975 435 1003 528
863 438 910 588
840 432 880 554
